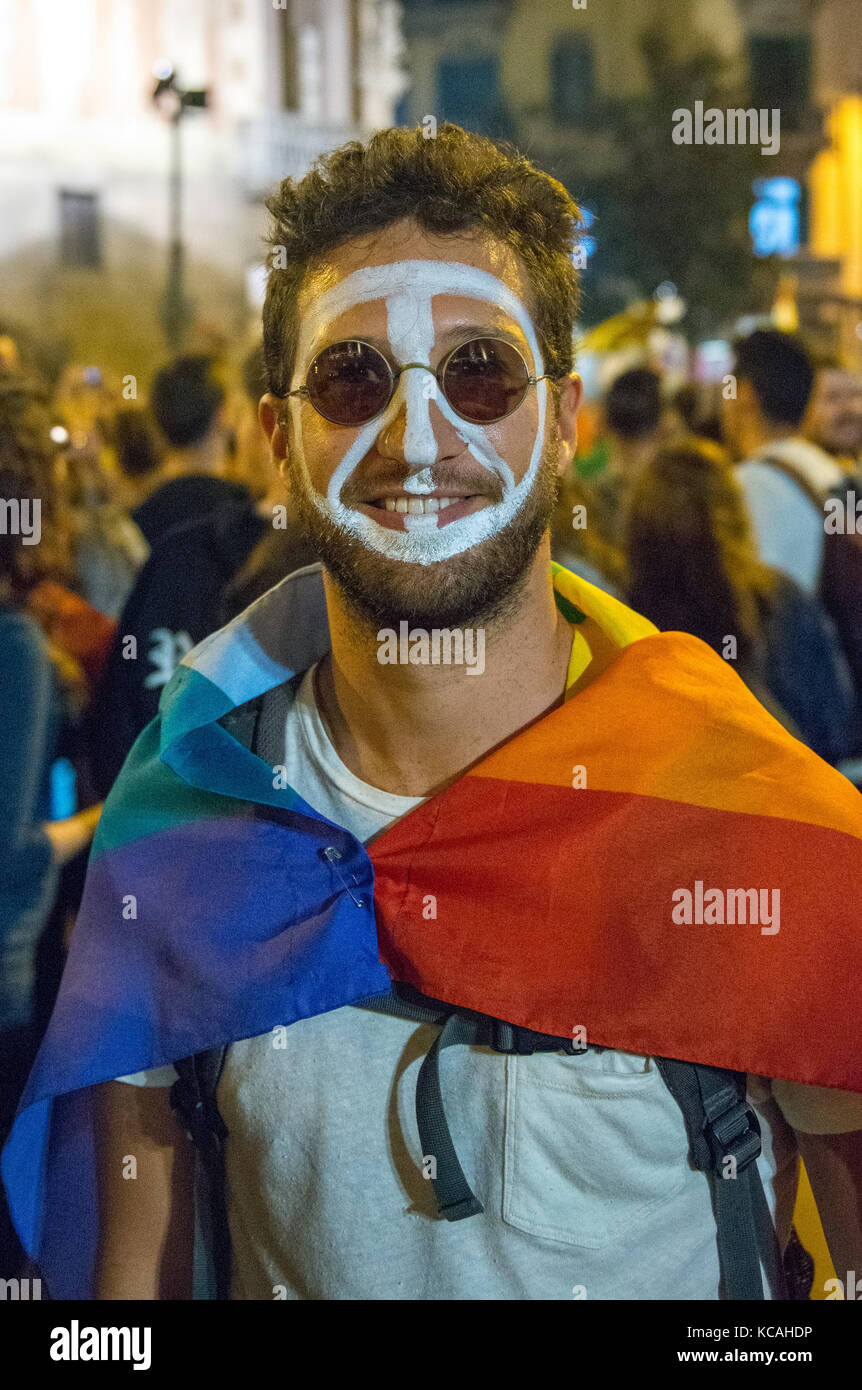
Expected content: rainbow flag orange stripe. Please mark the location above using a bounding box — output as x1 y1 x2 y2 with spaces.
370 626 862 1090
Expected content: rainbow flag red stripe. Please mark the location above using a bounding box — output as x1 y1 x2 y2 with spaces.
371 623 862 1090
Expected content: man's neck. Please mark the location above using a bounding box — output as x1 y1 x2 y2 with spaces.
743 420 794 459
315 540 574 798
606 434 657 481
158 439 225 482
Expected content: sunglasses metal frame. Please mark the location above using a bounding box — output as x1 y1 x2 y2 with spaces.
281 336 555 426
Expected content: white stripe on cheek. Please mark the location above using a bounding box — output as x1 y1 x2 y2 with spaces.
326 408 396 509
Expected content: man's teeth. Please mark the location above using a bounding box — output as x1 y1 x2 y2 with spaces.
380 496 462 514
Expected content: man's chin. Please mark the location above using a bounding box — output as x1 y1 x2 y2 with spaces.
291 450 561 631
321 540 530 631
304 504 552 631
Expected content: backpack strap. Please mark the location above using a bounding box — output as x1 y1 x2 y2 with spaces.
369 984 779 1301
166 683 286 1299
752 454 825 511
359 985 590 1223
170 1049 232 1300
654 1057 785 1300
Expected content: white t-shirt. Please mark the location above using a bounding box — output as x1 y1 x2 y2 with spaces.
736 437 844 595
118 663 862 1299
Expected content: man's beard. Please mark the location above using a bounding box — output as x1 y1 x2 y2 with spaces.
287 441 562 630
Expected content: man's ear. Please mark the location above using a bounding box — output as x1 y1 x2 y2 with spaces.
555 372 583 475
259 394 289 467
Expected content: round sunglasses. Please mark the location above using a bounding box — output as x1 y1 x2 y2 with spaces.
282 336 553 427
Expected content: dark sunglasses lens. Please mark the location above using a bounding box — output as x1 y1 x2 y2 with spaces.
306 341 392 424
442 338 530 423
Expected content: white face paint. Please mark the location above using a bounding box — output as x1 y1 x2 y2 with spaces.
288 260 547 566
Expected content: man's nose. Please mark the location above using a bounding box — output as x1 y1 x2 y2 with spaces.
376 368 461 470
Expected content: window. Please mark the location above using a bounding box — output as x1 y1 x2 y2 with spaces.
393 91 411 128
280 22 299 110
436 55 500 135
748 35 812 130
297 24 322 121
550 34 596 126
58 190 101 269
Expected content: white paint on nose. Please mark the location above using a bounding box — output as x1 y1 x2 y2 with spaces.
386 285 438 472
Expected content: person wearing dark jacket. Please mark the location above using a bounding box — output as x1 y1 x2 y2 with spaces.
130 355 250 548
87 499 267 797
85 355 264 795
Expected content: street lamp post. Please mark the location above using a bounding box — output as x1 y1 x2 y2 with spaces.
152 65 209 351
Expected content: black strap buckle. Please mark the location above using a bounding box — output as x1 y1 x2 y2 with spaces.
704 1097 762 1174
170 1071 228 1153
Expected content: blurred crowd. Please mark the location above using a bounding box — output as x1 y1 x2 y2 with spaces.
1 322 862 1274
554 331 862 769
0 341 317 1272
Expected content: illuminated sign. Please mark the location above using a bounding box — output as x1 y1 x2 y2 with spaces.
573 207 596 269
750 177 801 258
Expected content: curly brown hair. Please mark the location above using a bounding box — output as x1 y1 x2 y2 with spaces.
262 123 582 397
0 377 72 604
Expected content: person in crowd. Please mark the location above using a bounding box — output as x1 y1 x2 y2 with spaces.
593 366 666 547
0 378 102 1275
86 357 272 797
217 343 318 624
626 437 858 765
723 330 845 596
8 126 862 1306
72 405 164 620
53 364 115 456
803 353 862 474
111 405 165 507
130 355 250 548
553 367 665 595
668 381 723 444
221 343 276 503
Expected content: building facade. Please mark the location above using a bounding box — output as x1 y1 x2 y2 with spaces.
398 0 861 358
0 0 406 374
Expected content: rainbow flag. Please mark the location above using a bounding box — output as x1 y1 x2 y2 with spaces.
3 562 861 1299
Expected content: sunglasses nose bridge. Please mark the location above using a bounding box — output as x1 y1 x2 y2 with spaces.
395 362 439 387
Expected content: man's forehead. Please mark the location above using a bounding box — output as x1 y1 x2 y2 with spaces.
300 258 528 317
294 257 540 374
302 222 525 296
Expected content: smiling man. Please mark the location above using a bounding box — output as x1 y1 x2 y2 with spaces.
3 126 862 1304
256 213 579 800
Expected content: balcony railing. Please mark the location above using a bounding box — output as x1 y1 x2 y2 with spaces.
237 114 364 198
